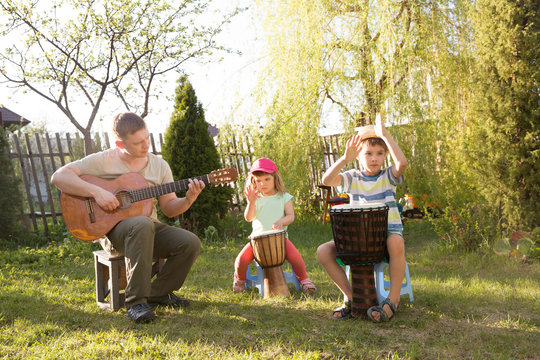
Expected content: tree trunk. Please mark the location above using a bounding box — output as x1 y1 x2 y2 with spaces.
83 130 94 155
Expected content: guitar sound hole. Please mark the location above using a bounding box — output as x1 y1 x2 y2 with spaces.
115 190 133 209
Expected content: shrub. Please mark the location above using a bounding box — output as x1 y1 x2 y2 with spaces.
428 206 491 250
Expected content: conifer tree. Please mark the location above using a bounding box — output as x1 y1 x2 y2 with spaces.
162 76 233 232
0 126 23 240
469 0 540 230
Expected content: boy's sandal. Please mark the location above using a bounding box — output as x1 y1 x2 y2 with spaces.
367 298 399 323
332 300 352 320
300 278 316 294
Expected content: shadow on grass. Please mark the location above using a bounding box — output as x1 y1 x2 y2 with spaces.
1 219 539 359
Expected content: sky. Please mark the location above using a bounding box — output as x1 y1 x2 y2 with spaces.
0 0 266 136
0 0 348 138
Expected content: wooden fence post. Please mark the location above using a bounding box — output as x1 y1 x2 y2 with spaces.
11 134 38 230
34 133 57 225
9 130 346 234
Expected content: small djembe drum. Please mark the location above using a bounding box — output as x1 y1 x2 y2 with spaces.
249 229 290 298
329 203 389 317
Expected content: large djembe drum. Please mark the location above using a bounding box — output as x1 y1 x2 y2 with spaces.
249 229 290 298
329 203 389 317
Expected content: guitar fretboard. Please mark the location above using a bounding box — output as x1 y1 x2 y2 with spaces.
129 174 210 202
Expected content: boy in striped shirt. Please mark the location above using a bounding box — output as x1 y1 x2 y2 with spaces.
317 113 408 322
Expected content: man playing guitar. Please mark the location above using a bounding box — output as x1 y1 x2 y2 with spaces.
51 112 205 323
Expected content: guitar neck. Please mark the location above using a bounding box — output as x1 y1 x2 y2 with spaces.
129 174 210 202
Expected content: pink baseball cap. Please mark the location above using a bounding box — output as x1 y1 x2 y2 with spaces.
250 158 278 173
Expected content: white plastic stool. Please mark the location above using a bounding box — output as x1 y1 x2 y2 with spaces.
345 261 414 304
245 263 301 297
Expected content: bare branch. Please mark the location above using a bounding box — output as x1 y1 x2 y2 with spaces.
324 87 356 122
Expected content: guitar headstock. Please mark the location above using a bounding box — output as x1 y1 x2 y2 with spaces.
209 168 238 185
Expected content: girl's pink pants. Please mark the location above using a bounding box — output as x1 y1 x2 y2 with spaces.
234 238 308 281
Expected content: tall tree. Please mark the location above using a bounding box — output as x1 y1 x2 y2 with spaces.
0 0 239 154
162 76 233 232
393 0 477 209
468 0 540 231
259 0 421 127
255 0 428 216
254 1 326 216
0 122 23 240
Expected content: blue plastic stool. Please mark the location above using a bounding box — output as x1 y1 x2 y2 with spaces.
345 261 414 304
245 263 301 297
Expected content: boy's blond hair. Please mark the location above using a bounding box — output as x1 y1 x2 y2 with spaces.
357 124 388 153
246 171 286 194
360 137 388 153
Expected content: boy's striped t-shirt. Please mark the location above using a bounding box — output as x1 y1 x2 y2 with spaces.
338 166 404 233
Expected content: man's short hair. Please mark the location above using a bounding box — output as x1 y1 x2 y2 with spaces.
112 112 146 139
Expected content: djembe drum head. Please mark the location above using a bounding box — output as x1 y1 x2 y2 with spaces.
249 229 289 298
249 229 286 268
329 203 389 266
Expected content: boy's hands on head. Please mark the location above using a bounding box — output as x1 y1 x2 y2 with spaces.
374 113 387 138
244 183 259 203
344 134 363 162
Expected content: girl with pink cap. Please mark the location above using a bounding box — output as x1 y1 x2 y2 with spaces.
233 158 316 294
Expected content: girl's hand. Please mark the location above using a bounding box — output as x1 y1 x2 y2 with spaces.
374 113 387 138
344 134 362 162
244 183 259 203
272 220 284 230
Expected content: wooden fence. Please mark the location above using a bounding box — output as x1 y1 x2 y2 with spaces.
7 131 349 234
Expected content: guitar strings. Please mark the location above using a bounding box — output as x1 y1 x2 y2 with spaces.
110 173 223 204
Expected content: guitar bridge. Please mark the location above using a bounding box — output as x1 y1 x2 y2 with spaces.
85 198 96 223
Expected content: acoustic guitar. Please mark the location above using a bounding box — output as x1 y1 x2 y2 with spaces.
61 168 238 241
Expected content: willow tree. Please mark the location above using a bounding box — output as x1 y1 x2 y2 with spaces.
0 0 239 154
390 1 477 210
252 1 327 216
255 0 432 216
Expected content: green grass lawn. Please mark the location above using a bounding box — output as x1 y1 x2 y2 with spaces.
0 219 539 359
